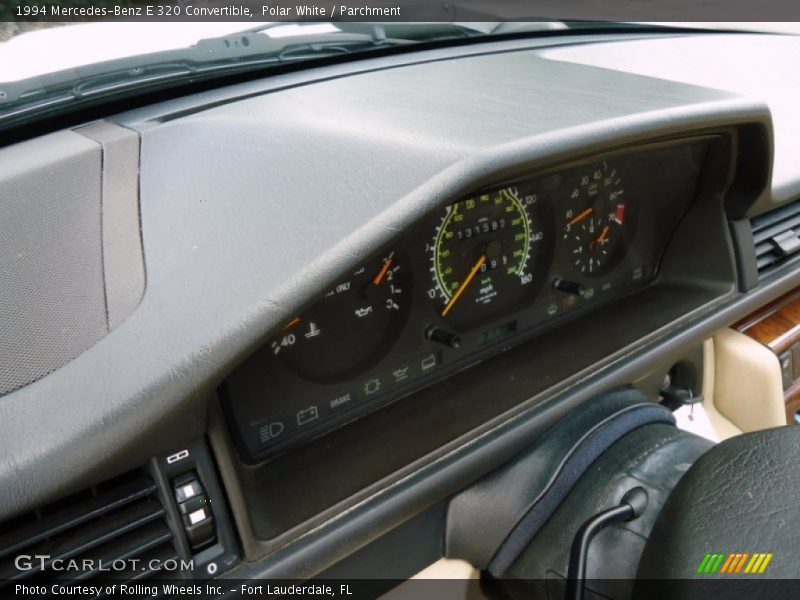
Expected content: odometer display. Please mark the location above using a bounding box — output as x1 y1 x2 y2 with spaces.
431 187 546 330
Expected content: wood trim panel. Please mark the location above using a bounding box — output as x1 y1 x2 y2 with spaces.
736 286 800 424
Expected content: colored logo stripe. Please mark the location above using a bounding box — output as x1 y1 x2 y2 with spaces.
697 554 712 573
698 552 773 574
719 553 736 573
697 553 726 573
745 553 774 573
721 553 748 574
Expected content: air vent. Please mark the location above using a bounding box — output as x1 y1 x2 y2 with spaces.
0 470 179 586
751 200 800 276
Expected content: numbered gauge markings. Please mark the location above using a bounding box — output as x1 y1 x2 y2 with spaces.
429 186 547 331
562 161 632 276
270 252 411 383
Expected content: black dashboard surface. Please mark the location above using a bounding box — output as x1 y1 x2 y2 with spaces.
2 33 798 562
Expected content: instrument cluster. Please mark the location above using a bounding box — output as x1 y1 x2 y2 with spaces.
223 138 712 463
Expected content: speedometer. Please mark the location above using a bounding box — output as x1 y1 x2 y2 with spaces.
430 187 547 330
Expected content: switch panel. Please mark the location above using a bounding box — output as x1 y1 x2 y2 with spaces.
151 439 239 580
172 471 216 551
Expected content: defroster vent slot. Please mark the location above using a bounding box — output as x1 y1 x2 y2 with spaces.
0 470 179 586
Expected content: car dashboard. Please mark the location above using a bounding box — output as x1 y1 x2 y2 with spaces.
2 30 800 587
224 138 714 464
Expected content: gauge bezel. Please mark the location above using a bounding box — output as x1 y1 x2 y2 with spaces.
560 160 637 277
428 185 553 332
432 191 533 303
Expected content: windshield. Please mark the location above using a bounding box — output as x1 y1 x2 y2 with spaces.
0 20 568 126
0 20 568 82
0 17 797 131
3 19 798 85
0 21 344 81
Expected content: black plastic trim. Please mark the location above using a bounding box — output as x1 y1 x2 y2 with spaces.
729 219 759 291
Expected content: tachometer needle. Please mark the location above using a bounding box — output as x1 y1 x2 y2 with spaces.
569 207 594 226
373 252 395 286
442 254 487 317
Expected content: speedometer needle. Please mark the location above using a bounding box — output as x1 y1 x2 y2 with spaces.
442 254 487 317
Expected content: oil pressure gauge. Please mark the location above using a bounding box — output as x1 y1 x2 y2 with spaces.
562 161 632 276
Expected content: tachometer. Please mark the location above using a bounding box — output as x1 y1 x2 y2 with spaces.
430 187 546 330
271 252 410 383
562 161 631 276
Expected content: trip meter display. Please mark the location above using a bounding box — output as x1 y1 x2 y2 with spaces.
430 187 548 330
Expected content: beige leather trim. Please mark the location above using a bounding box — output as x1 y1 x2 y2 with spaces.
707 328 786 436
701 338 742 440
411 558 480 580
381 559 486 600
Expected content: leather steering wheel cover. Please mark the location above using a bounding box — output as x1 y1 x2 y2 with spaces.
636 425 800 586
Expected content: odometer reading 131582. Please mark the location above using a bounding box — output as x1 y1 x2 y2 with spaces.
430 187 546 331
